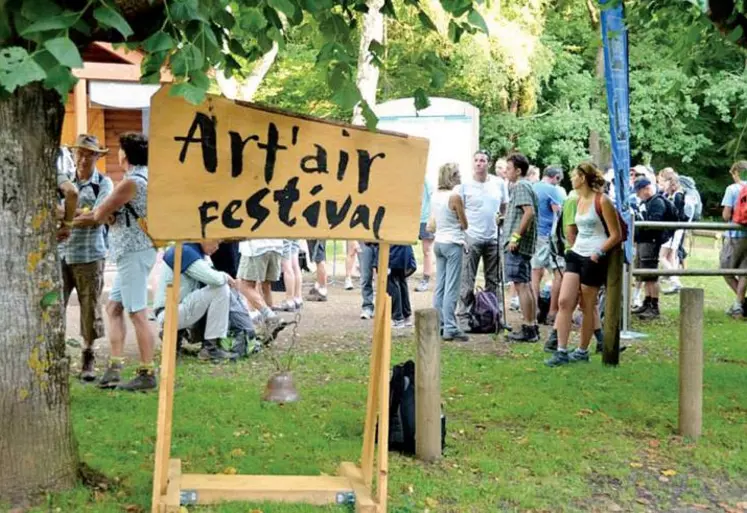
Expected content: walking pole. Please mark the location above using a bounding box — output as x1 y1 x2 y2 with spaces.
496 220 508 333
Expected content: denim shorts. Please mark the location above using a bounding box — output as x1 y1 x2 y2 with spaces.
505 251 531 284
109 247 157 313
282 240 300 260
306 239 326 263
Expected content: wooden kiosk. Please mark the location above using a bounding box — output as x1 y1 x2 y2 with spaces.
146 87 429 513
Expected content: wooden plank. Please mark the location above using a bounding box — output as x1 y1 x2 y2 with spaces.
157 459 182 513
73 62 144 81
376 297 393 512
338 462 377 513
179 474 355 505
415 308 441 462
74 79 87 135
151 244 182 513
602 246 622 365
361 243 390 486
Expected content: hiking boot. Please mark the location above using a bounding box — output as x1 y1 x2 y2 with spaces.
507 324 539 343
637 304 660 320
306 287 328 302
80 348 97 382
116 367 157 392
198 339 238 363
360 308 373 320
545 350 570 367
568 348 590 363
544 329 558 353
415 278 430 292
443 331 469 342
97 361 123 389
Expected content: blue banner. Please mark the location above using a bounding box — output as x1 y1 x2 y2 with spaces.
600 0 633 262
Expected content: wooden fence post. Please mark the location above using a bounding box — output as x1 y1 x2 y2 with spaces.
679 288 704 440
602 245 623 365
415 308 441 462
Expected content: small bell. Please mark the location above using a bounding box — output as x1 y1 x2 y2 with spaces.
262 371 300 404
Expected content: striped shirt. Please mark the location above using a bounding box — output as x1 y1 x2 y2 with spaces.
60 170 113 264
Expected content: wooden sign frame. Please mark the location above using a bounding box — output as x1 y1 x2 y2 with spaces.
151 244 395 513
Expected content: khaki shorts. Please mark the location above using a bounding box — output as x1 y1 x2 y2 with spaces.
238 252 282 282
531 236 565 270
720 237 747 270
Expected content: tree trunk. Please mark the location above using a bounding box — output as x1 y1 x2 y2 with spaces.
0 84 78 507
352 0 385 125
588 44 605 166
215 42 280 101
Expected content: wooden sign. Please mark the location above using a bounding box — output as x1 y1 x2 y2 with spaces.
147 87 430 244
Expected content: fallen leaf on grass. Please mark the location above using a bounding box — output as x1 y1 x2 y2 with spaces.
249 510 264 513
630 462 643 468
425 497 439 508
576 408 594 417
661 469 677 477
124 506 144 513
223 466 237 475
407 484 414 494
649 439 660 448
658 476 669 483
230 448 246 457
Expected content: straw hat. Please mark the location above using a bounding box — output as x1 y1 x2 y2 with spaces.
71 134 108 154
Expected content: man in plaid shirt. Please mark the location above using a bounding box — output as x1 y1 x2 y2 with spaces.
59 135 113 381
503 153 539 342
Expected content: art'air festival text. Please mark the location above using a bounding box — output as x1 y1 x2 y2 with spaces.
174 113 389 239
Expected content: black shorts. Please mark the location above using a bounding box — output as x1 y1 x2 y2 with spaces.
565 250 608 288
635 242 660 283
306 239 326 263
505 251 531 284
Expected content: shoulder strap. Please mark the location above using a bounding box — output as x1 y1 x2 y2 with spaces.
595 193 610 236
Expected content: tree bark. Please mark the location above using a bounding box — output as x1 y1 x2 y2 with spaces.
0 84 78 507
352 0 385 125
216 42 280 101
588 44 606 166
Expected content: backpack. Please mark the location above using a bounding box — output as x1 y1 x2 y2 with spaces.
382 360 446 456
114 171 159 247
733 184 747 225
467 288 500 334
678 176 703 221
594 193 629 244
657 193 680 243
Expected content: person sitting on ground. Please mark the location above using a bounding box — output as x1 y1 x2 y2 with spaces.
720 160 747 318
632 177 669 320
545 163 622 367
153 241 238 362
238 239 284 327
427 163 469 341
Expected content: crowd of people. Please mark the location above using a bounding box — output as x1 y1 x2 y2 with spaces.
56 131 747 389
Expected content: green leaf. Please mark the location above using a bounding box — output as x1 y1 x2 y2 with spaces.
140 71 161 85
170 0 202 22
268 0 298 20
413 87 430 111
381 0 397 18
211 9 236 29
240 8 267 32
417 11 438 32
189 71 211 91
448 20 464 43
170 81 207 105
430 68 446 89
21 0 63 19
0 46 47 93
360 101 378 131
467 9 488 35
44 65 77 100
331 81 361 110
328 62 350 90
727 25 743 43
143 31 175 53
170 45 203 77
19 11 78 36
93 5 134 38
43 37 83 68
368 39 385 56
40 290 60 309
228 39 248 58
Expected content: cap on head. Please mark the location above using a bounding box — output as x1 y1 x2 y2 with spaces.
634 177 651 192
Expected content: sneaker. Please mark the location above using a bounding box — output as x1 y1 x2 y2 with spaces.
545 350 570 367
662 284 681 295
97 361 123 389
443 331 469 342
116 367 157 392
726 301 743 317
344 277 354 290
415 278 430 292
198 339 238 363
637 305 660 320
306 287 328 302
360 308 373 320
631 299 650 314
276 300 298 312
80 348 97 382
568 348 590 363
544 313 556 326
392 319 406 329
544 330 558 353
509 297 520 311
507 324 539 343
403 316 414 327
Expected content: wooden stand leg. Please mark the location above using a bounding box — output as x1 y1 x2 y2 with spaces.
151 244 183 513
361 243 390 487
376 297 392 512
415 308 441 462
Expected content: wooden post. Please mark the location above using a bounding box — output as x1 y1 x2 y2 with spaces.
414 308 441 462
602 246 622 366
376 296 392 512
152 244 182 513
74 79 87 135
678 288 703 440
361 243 390 487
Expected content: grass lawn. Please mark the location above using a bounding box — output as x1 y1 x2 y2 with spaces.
24 239 747 513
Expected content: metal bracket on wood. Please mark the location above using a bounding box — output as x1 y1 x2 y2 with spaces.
336 491 356 505
180 490 198 505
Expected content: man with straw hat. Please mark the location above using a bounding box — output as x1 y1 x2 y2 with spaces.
60 134 113 382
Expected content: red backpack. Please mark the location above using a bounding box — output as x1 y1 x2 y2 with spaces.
733 184 747 225
594 193 629 244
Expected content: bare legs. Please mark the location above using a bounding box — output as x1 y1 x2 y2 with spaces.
105 302 155 365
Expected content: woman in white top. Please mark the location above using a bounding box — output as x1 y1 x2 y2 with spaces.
427 163 469 341
546 163 622 367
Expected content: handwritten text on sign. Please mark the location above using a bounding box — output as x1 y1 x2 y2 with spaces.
147 87 429 244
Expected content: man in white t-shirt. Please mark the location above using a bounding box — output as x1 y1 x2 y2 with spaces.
457 150 509 320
